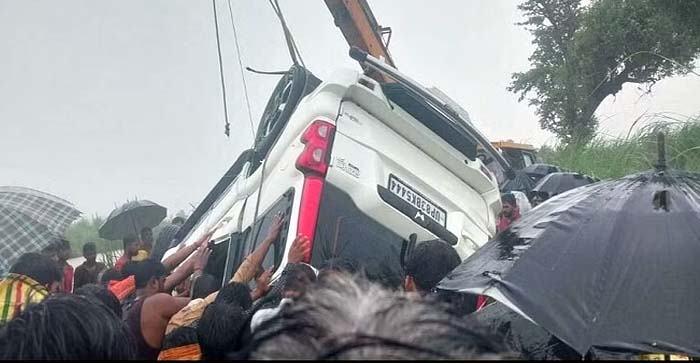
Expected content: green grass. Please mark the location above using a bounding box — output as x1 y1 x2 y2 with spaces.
540 114 700 179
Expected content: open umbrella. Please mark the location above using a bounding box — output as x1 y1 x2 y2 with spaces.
522 163 561 181
99 200 166 240
500 170 536 194
530 172 595 198
0 186 81 272
471 302 581 360
439 144 700 356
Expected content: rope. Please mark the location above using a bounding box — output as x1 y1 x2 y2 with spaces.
268 0 306 68
211 0 231 137
227 0 256 140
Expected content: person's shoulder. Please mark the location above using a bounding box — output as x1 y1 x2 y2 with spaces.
147 292 177 303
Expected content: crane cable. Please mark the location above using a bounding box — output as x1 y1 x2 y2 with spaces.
211 0 231 137
227 0 256 139
268 0 306 68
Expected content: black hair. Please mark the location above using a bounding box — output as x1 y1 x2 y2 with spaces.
404 240 461 293
215 282 253 310
279 263 316 296
501 193 517 207
56 238 71 251
131 260 167 289
41 243 58 255
74 283 122 319
10 252 63 286
122 235 138 251
248 274 514 360
191 274 219 300
0 294 137 359
82 242 97 255
172 217 186 225
198 303 250 360
140 226 152 235
100 268 123 285
162 326 199 350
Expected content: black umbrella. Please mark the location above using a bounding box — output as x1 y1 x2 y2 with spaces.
522 163 561 181
99 200 166 240
472 302 639 360
501 171 536 194
530 172 595 198
439 166 700 356
471 302 582 360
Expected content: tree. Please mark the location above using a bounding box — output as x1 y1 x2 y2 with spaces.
510 0 700 145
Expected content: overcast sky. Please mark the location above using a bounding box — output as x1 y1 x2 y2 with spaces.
1 0 698 218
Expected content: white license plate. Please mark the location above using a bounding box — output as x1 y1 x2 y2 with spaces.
388 175 447 227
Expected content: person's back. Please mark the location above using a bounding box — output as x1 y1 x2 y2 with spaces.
123 260 189 360
1 253 63 325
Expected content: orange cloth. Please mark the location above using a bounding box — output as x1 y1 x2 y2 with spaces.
157 343 201 360
108 275 136 302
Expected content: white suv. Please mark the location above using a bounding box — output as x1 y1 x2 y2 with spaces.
163 51 511 286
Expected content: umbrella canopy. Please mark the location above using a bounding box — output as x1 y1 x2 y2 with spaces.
439 169 700 356
500 170 536 194
522 163 561 180
99 200 166 240
472 302 581 360
530 172 595 198
0 186 81 272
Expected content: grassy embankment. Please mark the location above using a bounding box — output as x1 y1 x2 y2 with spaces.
540 114 700 179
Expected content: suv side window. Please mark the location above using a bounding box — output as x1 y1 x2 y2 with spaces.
244 189 295 274
203 238 231 286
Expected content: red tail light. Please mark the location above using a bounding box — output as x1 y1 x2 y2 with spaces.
295 120 335 176
295 120 335 262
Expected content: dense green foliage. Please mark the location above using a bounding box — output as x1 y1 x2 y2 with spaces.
510 0 700 145
540 116 700 179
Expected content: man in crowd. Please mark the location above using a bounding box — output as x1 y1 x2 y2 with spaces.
114 235 142 272
123 245 210 360
403 239 479 315
56 239 74 292
73 242 107 289
497 193 521 233
0 253 63 325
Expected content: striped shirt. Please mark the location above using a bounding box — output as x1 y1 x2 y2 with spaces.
0 273 50 325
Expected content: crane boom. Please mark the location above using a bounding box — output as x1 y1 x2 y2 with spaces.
324 0 395 82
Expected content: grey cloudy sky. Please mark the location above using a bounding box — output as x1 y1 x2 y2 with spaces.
1 0 698 218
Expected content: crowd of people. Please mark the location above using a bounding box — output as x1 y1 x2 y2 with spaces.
0 214 521 360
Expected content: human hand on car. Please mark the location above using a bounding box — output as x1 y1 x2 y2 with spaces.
256 267 274 292
193 245 212 273
288 234 311 264
265 213 284 243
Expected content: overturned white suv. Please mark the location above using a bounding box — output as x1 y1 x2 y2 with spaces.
163 49 513 286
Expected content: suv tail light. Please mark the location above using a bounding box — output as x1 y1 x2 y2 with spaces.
295 120 335 176
295 120 336 262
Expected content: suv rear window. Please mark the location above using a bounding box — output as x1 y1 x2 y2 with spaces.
311 183 406 289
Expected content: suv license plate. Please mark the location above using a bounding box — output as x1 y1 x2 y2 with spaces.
388 175 447 227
